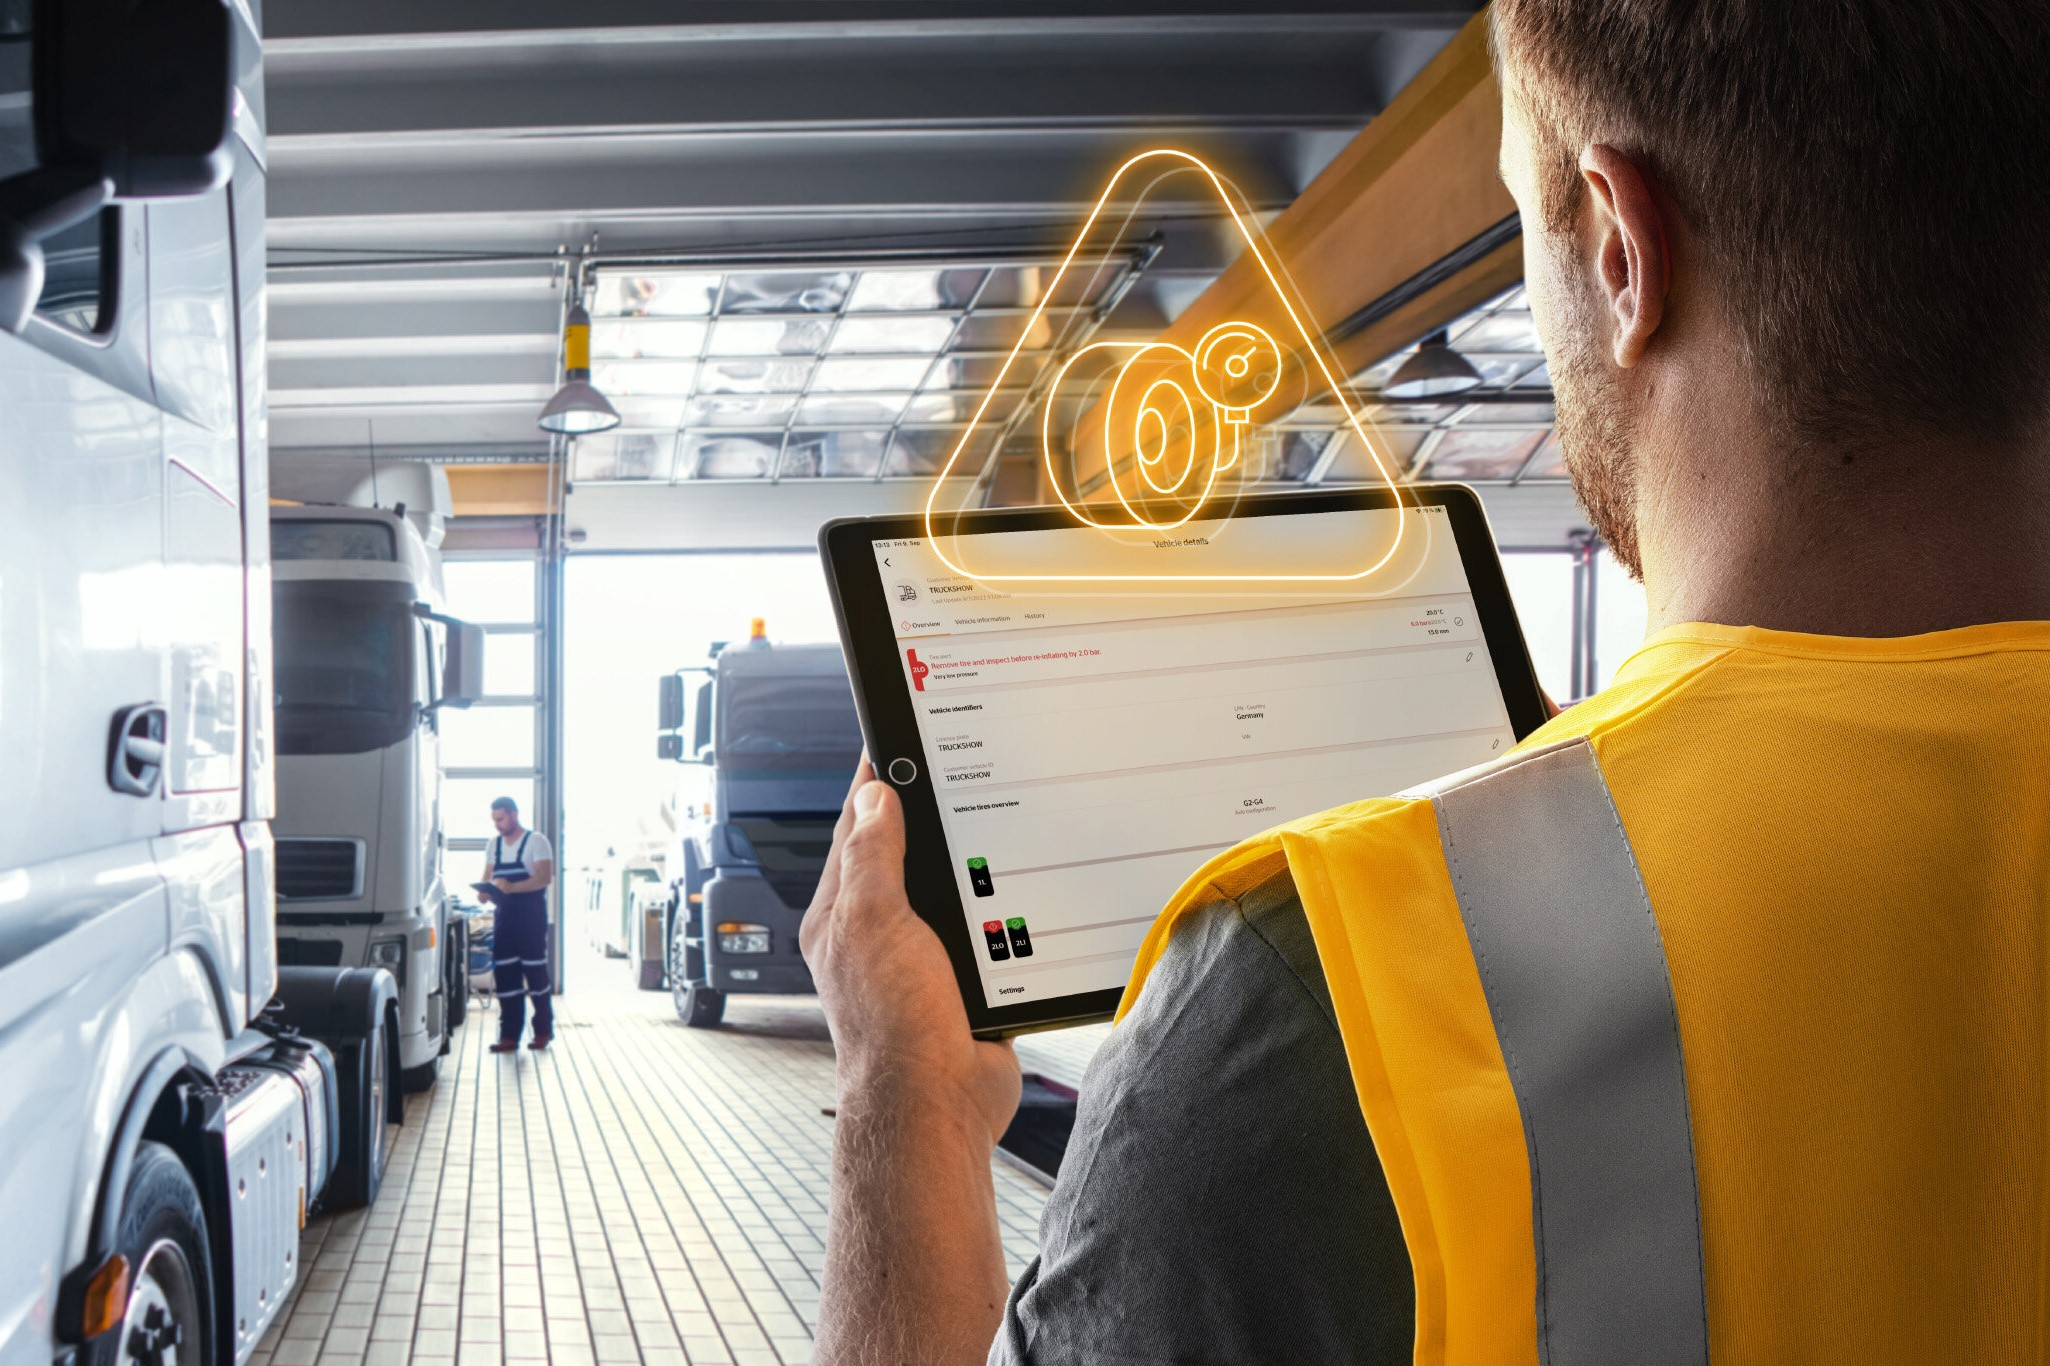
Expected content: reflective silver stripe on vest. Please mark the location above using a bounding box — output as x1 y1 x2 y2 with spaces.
1415 736 1708 1366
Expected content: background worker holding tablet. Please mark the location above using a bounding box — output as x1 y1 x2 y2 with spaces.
480 796 556 1053
805 1 2050 1361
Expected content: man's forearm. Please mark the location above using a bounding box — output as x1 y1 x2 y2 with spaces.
816 1078 1011 1366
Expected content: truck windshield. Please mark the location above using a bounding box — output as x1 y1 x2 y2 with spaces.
718 676 863 775
274 580 417 755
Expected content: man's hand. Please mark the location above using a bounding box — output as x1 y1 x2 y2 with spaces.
802 760 1022 1365
801 760 1020 1142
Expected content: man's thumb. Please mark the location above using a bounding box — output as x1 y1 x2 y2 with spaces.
842 780 906 888
855 780 889 821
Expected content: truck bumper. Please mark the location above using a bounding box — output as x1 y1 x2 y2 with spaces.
701 872 813 996
710 960 814 994
277 904 444 1069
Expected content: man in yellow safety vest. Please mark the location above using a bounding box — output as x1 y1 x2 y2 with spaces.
801 2 2050 1362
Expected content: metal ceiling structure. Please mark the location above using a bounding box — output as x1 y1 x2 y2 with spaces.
1291 285 1563 487
260 0 1489 467
258 0 1592 551
574 251 1153 485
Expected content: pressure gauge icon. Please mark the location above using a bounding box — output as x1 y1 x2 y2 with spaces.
1193 321 1284 427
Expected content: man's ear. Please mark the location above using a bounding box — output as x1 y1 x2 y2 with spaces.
1580 144 1669 368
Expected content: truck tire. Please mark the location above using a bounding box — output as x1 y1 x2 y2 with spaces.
668 921 721 1025
678 982 725 1029
83 1142 214 1366
326 1010 394 1210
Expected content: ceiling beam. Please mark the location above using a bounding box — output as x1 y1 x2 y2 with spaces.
1068 9 1516 487
267 36 1396 142
265 127 1307 224
264 1 1479 46
270 401 555 454
1154 8 1514 372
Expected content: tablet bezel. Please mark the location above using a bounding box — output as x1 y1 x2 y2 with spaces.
820 483 1552 1039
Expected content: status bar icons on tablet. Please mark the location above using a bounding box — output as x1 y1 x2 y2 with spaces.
920 147 1414 586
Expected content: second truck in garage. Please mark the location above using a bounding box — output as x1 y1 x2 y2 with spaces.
271 494 485 1091
656 629 864 1026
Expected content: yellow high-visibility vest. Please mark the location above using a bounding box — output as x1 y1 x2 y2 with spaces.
1121 621 2050 1364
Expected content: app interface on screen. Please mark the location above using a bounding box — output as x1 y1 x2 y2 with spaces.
871 505 1520 1011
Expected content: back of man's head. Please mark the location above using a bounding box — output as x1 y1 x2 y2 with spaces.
1491 0 2050 458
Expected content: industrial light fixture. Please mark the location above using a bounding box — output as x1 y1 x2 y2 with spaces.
1384 329 1483 400
537 298 622 435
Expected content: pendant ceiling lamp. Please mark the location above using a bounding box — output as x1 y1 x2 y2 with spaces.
1384 329 1483 400
538 295 621 435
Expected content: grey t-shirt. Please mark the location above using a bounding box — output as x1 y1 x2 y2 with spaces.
992 867 1414 1364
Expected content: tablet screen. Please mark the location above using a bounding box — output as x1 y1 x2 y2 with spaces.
863 502 1524 1014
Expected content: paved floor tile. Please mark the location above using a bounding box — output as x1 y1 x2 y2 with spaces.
258 951 1096 1363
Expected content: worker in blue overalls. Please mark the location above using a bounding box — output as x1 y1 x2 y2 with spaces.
483 796 556 1053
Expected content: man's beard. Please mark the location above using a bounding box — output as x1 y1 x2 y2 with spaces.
1551 318 1645 580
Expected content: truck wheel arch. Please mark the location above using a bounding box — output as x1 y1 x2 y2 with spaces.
57 1046 218 1345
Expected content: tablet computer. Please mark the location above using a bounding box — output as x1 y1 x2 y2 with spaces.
820 484 1550 1038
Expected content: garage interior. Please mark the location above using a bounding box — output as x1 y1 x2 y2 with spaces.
246 3 1636 1364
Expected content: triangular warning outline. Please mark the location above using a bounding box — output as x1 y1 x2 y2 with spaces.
923 147 1411 583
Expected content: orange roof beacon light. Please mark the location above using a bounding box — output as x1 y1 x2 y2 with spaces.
921 147 1416 587
747 617 769 647
538 298 622 436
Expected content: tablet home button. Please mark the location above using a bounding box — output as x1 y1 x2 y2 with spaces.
886 757 919 785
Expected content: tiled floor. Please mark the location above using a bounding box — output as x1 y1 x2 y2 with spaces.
252 963 1108 1366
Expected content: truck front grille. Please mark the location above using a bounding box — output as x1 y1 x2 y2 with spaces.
276 939 345 967
276 838 363 901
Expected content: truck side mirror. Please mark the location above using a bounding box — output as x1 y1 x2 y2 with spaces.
658 674 685 733
0 0 235 333
691 681 713 759
441 621 486 709
657 734 683 762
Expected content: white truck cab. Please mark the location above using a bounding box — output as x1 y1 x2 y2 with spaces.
1 5 406 1363
271 495 485 1092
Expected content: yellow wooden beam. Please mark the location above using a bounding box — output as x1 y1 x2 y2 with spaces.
446 464 553 517
1063 13 1513 499
1171 9 1513 375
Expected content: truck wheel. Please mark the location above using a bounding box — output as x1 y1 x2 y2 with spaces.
84 1142 214 1366
678 983 726 1029
327 1012 394 1210
667 925 709 1022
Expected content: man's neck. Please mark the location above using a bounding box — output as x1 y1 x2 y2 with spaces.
1632 370 2050 636
1642 455 2050 636
501 824 525 842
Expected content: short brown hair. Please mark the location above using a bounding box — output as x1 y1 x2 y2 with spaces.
1491 0 2050 456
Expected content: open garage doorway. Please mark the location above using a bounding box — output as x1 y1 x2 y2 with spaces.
559 551 843 989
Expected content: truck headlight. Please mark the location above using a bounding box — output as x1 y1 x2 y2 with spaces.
369 938 406 982
716 922 772 954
